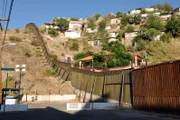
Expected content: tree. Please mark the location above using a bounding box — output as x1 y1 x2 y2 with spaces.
87 21 96 30
116 12 123 18
146 15 164 30
98 20 106 31
121 14 129 28
102 41 132 67
134 15 141 24
165 17 180 38
151 3 172 13
53 18 69 31
164 3 173 13
125 26 135 33
69 41 79 51
48 28 59 37
95 14 101 20
70 17 79 21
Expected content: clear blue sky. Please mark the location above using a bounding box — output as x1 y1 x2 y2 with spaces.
1 0 180 29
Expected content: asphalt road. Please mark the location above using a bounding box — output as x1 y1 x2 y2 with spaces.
0 102 176 120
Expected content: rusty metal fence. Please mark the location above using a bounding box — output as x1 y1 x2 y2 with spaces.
132 61 180 115
71 69 132 103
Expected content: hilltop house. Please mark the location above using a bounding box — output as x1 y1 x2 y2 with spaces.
173 8 180 16
65 21 83 39
144 8 156 12
129 9 141 15
44 23 59 32
160 13 172 21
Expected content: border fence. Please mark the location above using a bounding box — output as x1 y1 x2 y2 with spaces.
25 23 180 115
132 61 180 115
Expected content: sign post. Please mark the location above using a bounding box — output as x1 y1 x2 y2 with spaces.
0 68 14 112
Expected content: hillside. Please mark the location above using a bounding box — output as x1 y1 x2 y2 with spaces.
1 28 73 94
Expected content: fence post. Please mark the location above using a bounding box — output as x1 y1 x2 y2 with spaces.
83 74 91 103
102 74 106 102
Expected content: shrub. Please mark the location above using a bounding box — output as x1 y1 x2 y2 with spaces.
43 69 56 77
8 76 16 81
48 28 59 37
25 49 32 57
31 40 41 46
9 36 22 42
69 42 79 51
15 28 20 33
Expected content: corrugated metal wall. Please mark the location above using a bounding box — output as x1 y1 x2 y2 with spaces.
132 61 180 115
71 69 132 103
0 58 2 104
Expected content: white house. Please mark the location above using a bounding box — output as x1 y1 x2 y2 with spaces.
141 14 148 18
105 26 111 30
65 31 81 39
88 40 102 46
65 21 83 39
129 9 141 15
154 12 161 16
160 14 172 20
144 8 155 12
86 28 98 33
44 23 59 30
68 21 83 31
173 8 180 15
110 18 121 25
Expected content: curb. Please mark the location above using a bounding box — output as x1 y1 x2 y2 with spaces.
133 110 180 119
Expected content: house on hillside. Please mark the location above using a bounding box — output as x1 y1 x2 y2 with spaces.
65 21 83 39
129 9 141 15
160 13 172 21
144 8 156 12
141 14 148 18
88 39 103 47
44 23 59 31
86 28 98 33
154 12 161 16
173 8 180 16
110 18 121 25
122 32 138 46
108 31 118 42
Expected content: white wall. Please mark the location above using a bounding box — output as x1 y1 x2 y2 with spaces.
130 10 141 15
65 31 81 39
69 23 82 30
21 94 76 102
145 8 155 12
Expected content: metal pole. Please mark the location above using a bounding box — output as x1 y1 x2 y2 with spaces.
18 68 21 103
6 71 8 89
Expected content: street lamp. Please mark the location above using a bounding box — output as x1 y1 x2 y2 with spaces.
15 64 26 103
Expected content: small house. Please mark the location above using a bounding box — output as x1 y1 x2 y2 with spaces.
173 8 180 16
123 32 138 46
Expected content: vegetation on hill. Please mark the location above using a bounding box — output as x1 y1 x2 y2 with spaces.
74 41 132 68
45 2 180 66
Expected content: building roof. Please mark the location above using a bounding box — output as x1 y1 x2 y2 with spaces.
70 21 83 24
44 22 56 25
80 56 93 61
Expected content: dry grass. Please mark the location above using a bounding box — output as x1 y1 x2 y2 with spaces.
147 39 180 64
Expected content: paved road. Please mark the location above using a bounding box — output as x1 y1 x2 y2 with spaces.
0 102 176 120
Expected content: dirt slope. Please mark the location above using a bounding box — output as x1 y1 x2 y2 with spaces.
1 28 73 94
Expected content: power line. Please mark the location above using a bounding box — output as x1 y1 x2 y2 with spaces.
1 0 14 54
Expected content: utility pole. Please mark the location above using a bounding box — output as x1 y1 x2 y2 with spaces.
0 0 14 105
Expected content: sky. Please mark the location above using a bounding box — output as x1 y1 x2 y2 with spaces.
1 0 180 29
